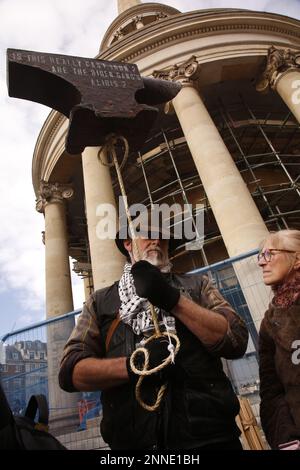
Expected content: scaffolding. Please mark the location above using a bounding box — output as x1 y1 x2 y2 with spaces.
107 91 300 273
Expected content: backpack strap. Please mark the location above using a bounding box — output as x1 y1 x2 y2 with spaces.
105 313 121 352
94 284 135 356
25 395 49 427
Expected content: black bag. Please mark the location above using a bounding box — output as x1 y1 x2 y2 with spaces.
0 383 67 450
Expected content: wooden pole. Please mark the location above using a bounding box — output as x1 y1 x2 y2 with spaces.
237 397 266 450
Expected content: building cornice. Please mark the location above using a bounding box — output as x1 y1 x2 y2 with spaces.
32 111 67 193
100 2 180 50
98 10 300 64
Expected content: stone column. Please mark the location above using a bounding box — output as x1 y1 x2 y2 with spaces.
256 46 300 123
82 147 125 291
154 57 271 334
36 181 80 433
36 181 74 318
83 276 93 300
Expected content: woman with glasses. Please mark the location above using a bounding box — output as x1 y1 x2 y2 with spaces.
257 229 300 449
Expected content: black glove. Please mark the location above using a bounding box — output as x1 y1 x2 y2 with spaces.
126 336 176 384
131 260 180 311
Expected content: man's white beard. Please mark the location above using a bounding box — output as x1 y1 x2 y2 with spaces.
141 249 171 273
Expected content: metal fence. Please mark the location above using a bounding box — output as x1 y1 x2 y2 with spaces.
0 248 268 441
189 249 268 419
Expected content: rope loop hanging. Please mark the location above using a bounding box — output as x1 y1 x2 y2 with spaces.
97 133 129 171
130 331 180 411
99 133 180 411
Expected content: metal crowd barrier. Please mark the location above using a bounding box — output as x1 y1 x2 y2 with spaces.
0 248 267 443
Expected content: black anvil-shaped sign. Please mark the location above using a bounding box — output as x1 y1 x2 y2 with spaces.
7 49 181 154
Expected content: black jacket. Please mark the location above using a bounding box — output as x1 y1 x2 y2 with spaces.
259 297 300 448
59 272 248 449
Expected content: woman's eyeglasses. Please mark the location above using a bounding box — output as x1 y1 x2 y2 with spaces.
257 248 296 263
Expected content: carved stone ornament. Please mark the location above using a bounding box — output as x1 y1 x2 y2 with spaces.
153 56 201 87
36 180 74 213
256 46 300 92
156 12 168 20
73 261 92 276
113 27 125 40
133 15 144 28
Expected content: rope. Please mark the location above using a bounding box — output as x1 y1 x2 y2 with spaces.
130 331 180 411
99 134 181 411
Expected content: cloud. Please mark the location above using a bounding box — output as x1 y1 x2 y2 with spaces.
263 0 300 19
0 0 117 330
153 0 300 20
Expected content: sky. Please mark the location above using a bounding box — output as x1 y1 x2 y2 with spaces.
0 0 300 339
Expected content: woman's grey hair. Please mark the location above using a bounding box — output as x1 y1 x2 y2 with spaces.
261 229 300 253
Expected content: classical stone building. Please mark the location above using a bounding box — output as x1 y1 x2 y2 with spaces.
1 340 47 412
33 0 300 432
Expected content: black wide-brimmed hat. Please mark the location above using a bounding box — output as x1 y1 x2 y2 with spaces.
115 209 195 257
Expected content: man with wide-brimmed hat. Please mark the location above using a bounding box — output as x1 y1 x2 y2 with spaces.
59 210 248 450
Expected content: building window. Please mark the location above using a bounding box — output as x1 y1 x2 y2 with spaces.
29 352 35 360
40 352 45 360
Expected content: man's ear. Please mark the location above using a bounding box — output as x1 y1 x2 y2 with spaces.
123 239 132 254
294 253 300 270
